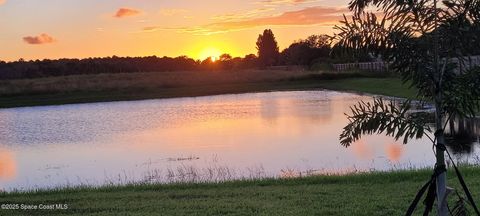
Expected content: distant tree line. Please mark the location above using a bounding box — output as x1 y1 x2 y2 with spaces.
0 29 372 80
0 55 259 80
255 29 373 69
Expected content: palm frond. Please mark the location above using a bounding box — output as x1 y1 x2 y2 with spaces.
340 98 432 147
443 66 480 117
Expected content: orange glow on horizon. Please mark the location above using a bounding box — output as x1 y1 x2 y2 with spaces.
198 47 222 61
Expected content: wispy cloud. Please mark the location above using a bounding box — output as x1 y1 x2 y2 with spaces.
257 0 321 7
211 8 275 21
0 0 5 5
159 9 188 16
23 33 56 45
114 8 142 18
211 6 347 27
142 6 347 35
141 26 167 33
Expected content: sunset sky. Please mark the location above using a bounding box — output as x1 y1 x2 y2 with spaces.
0 0 350 62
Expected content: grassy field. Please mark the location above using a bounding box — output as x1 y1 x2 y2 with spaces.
1 167 479 215
0 69 416 108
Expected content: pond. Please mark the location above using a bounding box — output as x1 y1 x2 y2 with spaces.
0 90 478 191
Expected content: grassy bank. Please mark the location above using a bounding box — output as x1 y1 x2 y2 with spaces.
1 167 479 215
317 77 417 98
0 69 417 108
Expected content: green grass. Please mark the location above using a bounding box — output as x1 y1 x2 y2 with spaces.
1 167 479 215
317 77 418 99
0 76 417 108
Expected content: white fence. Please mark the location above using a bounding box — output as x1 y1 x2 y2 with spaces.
333 62 388 72
333 55 480 73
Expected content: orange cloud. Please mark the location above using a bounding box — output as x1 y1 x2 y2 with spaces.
0 0 5 5
208 6 347 29
259 0 320 6
215 6 349 28
23 33 56 45
114 7 141 18
143 6 348 35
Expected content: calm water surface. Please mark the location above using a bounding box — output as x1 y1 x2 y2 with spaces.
0 90 478 190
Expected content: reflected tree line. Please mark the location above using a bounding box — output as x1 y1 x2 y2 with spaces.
445 117 480 155
400 102 479 155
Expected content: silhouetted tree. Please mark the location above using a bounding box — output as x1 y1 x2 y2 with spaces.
256 29 279 67
280 34 332 66
336 0 480 215
239 54 258 69
304 35 331 50
218 54 234 70
219 54 232 61
200 57 216 70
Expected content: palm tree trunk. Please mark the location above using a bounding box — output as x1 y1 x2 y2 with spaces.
432 0 448 214
435 98 448 216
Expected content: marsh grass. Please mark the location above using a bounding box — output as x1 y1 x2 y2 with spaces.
0 70 322 96
5 155 478 193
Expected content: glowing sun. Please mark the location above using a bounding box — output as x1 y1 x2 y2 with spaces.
199 47 222 62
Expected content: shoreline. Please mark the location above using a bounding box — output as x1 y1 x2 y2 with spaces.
0 77 417 109
1 167 479 215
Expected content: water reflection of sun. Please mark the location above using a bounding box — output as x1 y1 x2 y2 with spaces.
386 143 403 162
352 140 373 159
0 148 16 181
